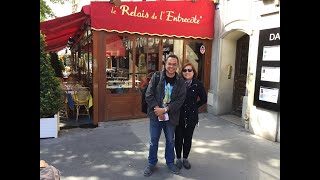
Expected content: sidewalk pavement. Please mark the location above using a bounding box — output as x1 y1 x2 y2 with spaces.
40 113 280 180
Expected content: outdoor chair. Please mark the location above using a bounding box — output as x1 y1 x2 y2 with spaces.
71 84 83 91
59 92 69 120
74 87 91 121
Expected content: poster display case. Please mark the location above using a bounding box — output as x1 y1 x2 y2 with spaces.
253 27 280 111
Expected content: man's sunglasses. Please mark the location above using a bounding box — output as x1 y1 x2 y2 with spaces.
182 68 193 72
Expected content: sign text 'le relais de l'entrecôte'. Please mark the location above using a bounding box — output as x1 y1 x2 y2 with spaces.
110 5 202 25
90 0 214 39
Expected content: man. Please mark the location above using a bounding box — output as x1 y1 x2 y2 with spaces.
143 54 187 176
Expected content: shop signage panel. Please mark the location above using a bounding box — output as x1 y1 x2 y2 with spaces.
90 0 214 39
253 27 280 112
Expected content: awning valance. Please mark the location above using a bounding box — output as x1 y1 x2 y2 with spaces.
90 0 214 39
40 7 89 52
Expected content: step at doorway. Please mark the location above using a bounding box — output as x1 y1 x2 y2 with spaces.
218 114 243 127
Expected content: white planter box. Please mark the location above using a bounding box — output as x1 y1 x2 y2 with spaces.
40 114 59 138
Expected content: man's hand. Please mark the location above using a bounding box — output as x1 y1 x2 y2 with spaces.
154 107 165 116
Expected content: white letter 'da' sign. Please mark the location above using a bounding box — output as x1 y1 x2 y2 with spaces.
269 33 280 41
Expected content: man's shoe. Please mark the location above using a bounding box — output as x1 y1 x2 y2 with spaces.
183 159 191 169
167 163 180 174
143 164 155 177
176 159 182 169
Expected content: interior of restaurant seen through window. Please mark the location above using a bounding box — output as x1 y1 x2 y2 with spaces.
105 33 205 94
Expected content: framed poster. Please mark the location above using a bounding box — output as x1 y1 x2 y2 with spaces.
253 27 280 112
259 86 279 103
261 66 280 82
262 45 280 61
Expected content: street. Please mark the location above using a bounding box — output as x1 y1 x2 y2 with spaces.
40 113 280 180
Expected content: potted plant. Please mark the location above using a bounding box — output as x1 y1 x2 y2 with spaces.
40 33 64 138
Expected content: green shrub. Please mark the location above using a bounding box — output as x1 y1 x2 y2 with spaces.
40 33 64 118
49 52 65 78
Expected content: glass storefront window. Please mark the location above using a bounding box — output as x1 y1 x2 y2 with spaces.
106 34 132 94
147 37 160 75
103 35 205 94
173 39 183 72
162 39 183 72
135 37 161 93
186 40 204 81
88 41 93 88
136 36 148 92
162 39 173 70
79 34 93 87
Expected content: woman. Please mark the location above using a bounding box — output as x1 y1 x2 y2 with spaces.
175 63 207 169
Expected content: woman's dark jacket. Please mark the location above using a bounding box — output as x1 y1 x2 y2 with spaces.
179 78 207 127
145 70 186 126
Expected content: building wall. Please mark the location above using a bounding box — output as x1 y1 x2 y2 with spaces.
209 0 280 142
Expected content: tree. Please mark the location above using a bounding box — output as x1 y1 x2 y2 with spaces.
40 0 70 21
49 52 65 78
40 33 64 118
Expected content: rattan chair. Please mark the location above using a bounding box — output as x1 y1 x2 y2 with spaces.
74 87 91 121
71 84 83 91
59 92 69 120
57 83 69 120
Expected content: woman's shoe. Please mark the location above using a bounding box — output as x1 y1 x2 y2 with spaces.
183 159 191 169
176 159 182 169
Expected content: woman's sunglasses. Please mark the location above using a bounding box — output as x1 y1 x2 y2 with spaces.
182 68 193 72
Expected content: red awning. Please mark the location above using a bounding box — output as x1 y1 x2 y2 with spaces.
90 0 214 39
40 6 90 52
40 0 214 52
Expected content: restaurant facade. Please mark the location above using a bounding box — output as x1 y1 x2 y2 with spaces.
41 0 215 125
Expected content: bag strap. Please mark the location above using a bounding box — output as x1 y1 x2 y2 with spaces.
151 71 160 102
154 71 160 87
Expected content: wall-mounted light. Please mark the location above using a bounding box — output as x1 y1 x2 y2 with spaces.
68 37 74 44
213 0 220 10
67 37 74 49
227 64 232 79
82 23 88 30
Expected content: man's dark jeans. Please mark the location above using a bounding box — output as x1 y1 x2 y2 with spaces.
148 118 175 166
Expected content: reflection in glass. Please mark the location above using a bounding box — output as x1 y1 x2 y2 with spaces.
134 37 161 93
173 39 183 72
186 40 204 81
105 34 131 94
162 39 173 70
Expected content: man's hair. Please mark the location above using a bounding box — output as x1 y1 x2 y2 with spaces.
165 54 179 65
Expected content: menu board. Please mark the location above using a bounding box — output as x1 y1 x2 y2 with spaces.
253 28 280 112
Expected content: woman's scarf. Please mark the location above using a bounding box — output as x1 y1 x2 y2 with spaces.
185 79 192 88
